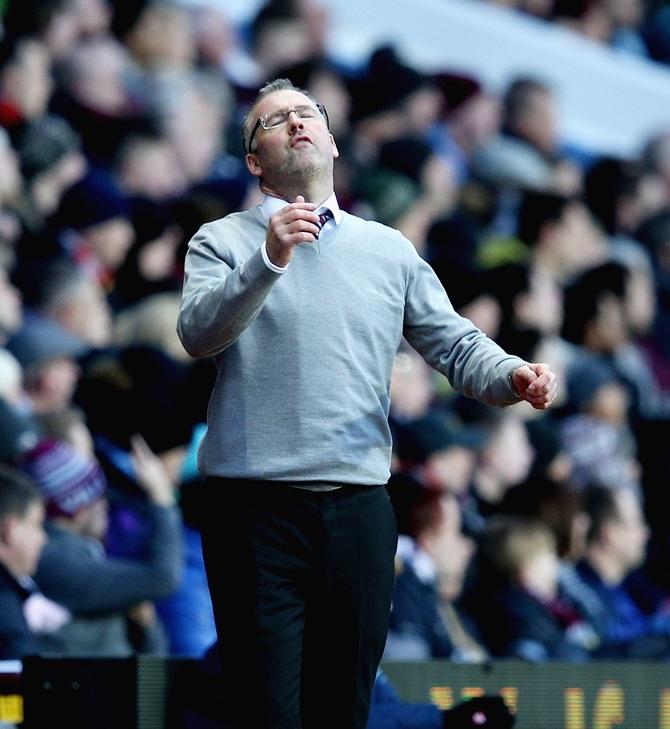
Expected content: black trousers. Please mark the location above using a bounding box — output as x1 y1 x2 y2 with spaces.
200 479 398 729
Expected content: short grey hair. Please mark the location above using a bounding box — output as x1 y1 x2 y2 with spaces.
242 77 319 153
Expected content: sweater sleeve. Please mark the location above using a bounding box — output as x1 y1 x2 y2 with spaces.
34 505 183 615
402 250 524 407
177 220 282 358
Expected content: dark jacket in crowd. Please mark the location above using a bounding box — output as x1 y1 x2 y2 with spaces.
0 563 36 659
32 503 182 656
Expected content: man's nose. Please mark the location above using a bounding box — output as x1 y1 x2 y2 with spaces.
287 110 304 130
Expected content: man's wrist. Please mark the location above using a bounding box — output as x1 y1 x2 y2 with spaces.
508 368 521 397
261 241 290 273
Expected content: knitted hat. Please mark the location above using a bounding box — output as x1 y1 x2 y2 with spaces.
19 438 107 518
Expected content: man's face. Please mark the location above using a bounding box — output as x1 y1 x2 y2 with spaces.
1 500 47 577
610 488 649 572
245 89 338 186
0 268 22 341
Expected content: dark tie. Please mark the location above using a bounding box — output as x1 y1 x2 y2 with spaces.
315 209 333 238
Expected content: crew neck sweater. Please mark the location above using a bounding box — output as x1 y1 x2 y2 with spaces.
178 207 524 485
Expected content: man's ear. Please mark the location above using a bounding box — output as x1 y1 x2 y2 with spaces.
245 152 263 178
0 515 15 548
330 134 339 160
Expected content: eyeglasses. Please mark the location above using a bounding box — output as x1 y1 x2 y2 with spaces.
246 103 329 153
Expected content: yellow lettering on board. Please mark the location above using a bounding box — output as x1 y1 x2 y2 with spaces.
593 683 624 729
430 686 454 710
564 687 585 729
0 694 23 722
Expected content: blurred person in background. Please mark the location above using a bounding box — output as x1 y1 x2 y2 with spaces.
52 169 135 289
513 189 608 285
0 465 49 659
560 352 640 491
464 516 596 660
113 0 196 72
0 264 22 345
2 0 80 61
13 113 87 248
0 127 23 263
577 483 670 658
113 131 184 200
0 34 53 141
428 71 501 188
385 482 483 662
20 435 182 656
6 313 85 417
472 77 583 197
52 35 149 165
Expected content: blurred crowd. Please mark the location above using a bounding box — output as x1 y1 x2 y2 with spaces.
2 0 670 683
487 0 670 62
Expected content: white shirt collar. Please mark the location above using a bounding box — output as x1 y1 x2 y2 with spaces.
260 192 342 225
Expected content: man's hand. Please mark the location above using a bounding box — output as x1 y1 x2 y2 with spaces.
130 434 175 507
265 195 320 267
443 695 516 728
511 362 557 411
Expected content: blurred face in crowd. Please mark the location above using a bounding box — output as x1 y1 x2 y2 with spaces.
516 266 563 336
54 278 113 347
588 381 630 425
0 267 22 341
42 1 81 59
424 444 477 496
586 292 628 352
607 488 649 574
403 86 443 135
26 356 81 413
72 0 112 37
68 38 131 115
126 3 196 69
624 264 656 337
0 500 47 577
86 217 135 271
72 498 109 542
0 39 53 120
480 415 533 493
0 137 22 203
117 137 184 200
425 494 474 601
517 88 557 155
546 200 607 280
165 85 226 184
518 543 559 601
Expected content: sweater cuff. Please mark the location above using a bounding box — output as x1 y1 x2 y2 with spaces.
261 241 290 273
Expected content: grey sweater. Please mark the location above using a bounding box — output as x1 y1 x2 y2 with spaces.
178 207 525 484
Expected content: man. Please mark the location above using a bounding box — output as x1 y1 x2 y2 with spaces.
22 436 182 656
177 78 556 729
0 464 47 659
577 484 670 658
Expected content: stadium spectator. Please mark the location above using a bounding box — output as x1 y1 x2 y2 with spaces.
0 464 48 659
577 483 670 658
20 436 182 656
471 77 583 196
